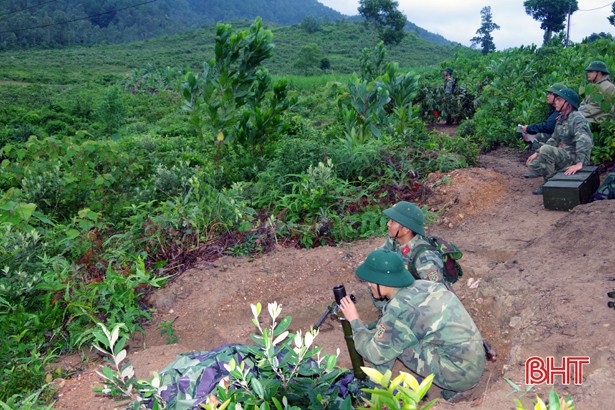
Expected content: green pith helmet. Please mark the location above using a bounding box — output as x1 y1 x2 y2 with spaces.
383 201 426 236
553 87 580 110
356 249 415 287
585 61 610 74
546 83 566 93
444 67 453 75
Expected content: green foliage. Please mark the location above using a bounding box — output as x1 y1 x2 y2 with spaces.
293 43 324 75
277 159 343 224
505 378 574 410
201 302 353 409
523 0 579 44
0 388 55 410
0 0 345 51
97 85 127 135
181 18 295 155
334 43 421 143
157 318 179 344
417 80 476 125
94 303 354 409
92 323 166 408
357 367 436 409
122 64 184 95
300 16 322 34
590 119 615 164
358 0 407 46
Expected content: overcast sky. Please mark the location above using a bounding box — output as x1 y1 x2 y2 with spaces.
318 0 614 49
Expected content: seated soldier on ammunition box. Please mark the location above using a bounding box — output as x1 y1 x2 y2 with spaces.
339 249 485 402
526 87 594 196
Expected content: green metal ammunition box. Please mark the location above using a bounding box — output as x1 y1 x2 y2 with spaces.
542 166 600 211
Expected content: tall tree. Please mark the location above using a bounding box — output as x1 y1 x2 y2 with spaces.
470 6 500 55
524 0 578 44
609 2 615 26
358 0 407 46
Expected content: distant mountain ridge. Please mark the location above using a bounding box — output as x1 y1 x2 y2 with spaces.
0 0 453 49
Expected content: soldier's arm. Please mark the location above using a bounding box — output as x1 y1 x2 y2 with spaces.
571 118 593 165
350 313 418 368
527 109 558 135
415 250 445 283
579 101 601 122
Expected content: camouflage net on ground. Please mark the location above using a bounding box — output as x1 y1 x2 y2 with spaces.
155 344 360 409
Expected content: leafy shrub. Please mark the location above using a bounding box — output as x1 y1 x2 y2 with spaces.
94 302 356 409
328 133 385 181
96 84 127 135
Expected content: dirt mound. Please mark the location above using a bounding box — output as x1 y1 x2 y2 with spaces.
52 147 615 409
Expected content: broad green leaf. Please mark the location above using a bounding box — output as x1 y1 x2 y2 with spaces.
251 378 265 399
361 367 385 386
272 315 292 337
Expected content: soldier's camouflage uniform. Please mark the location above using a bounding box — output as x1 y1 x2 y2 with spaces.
528 111 593 179
579 75 615 123
156 344 359 409
444 76 455 97
350 280 485 392
526 107 558 152
380 235 444 283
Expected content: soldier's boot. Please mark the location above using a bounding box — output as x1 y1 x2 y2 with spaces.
608 301 615 310
532 187 543 195
607 291 615 299
441 389 467 403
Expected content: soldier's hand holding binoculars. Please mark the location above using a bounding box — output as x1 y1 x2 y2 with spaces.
339 296 359 321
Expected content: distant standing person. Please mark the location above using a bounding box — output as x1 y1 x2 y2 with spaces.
519 83 565 154
443 67 455 98
579 61 615 124
526 87 593 195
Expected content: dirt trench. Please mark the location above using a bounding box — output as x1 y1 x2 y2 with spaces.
52 147 615 409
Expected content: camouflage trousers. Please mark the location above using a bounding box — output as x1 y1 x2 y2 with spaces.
528 145 573 179
398 340 485 392
530 133 551 153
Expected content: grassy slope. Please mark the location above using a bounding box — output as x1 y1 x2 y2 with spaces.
0 20 467 85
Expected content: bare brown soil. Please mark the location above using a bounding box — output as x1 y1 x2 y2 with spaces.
52 146 615 409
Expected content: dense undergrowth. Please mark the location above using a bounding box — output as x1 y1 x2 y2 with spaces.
0 18 613 407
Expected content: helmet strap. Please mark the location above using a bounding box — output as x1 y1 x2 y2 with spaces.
376 284 383 299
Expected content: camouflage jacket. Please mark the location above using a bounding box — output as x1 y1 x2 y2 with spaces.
350 281 485 391
380 235 444 282
580 75 615 123
444 76 455 96
545 111 593 165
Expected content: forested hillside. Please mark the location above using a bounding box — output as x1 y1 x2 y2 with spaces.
0 0 452 50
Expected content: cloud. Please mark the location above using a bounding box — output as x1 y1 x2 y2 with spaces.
319 0 614 49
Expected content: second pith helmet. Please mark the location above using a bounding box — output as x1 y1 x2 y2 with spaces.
383 201 426 236
355 249 415 287
546 83 566 93
585 61 610 74
553 87 580 110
